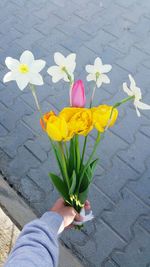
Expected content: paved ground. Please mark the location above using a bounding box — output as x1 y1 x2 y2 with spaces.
0 208 20 266
0 0 150 266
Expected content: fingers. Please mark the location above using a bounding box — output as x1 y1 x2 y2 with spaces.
74 211 83 222
84 200 91 210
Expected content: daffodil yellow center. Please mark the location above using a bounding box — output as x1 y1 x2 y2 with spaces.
19 64 29 74
96 72 100 79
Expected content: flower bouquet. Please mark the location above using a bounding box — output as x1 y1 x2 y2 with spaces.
3 50 150 228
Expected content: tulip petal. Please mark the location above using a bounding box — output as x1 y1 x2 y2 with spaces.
20 50 34 65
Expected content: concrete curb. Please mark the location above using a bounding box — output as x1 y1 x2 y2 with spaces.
0 175 83 267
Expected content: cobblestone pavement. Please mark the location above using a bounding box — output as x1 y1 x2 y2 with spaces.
0 0 150 266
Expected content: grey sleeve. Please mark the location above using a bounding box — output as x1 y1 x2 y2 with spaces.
4 211 64 267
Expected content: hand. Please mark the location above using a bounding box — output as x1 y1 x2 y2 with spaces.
50 198 91 229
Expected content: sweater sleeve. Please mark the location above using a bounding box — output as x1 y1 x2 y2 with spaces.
4 211 64 267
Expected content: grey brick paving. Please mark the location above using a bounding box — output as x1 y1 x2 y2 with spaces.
0 0 150 266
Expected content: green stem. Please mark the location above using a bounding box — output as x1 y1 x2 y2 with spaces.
58 142 70 189
64 142 69 161
75 135 80 174
80 82 98 169
105 95 135 130
77 132 101 192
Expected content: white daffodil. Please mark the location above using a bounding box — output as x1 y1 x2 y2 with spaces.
3 50 46 90
47 52 76 83
85 57 112 88
123 74 150 117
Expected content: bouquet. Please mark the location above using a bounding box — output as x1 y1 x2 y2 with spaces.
3 50 150 228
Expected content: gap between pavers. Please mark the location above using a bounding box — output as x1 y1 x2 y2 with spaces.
0 175 83 267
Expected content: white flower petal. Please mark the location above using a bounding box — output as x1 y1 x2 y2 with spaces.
136 100 150 110
3 71 14 83
129 74 136 89
31 60 46 73
86 73 95 82
30 73 44 85
16 75 29 90
47 66 60 76
65 53 76 73
5 57 19 71
96 77 102 88
94 57 102 68
123 82 133 96
133 86 141 101
85 64 95 73
100 64 112 73
54 52 65 66
135 105 141 117
20 50 34 65
101 74 110 84
47 66 63 83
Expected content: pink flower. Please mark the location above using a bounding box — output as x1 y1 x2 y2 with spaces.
70 80 86 107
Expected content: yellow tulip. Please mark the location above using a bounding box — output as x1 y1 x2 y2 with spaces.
60 107 93 136
46 113 71 141
92 105 118 132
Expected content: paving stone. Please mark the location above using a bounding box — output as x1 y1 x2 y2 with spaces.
6 146 40 181
118 132 150 173
116 47 147 74
111 108 149 144
0 97 33 131
110 32 138 54
138 214 150 234
0 1 150 266
89 131 128 170
20 175 46 203
75 2 102 21
103 16 134 38
0 123 8 137
63 219 125 267
0 84 21 108
127 157 150 207
111 223 150 267
27 150 60 193
24 134 50 162
94 156 139 203
0 122 35 158
34 14 62 36
101 188 150 242
85 30 116 54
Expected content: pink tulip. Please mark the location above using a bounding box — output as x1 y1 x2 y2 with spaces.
70 80 86 107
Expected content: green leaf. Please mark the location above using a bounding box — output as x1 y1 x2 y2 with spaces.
79 170 90 193
69 170 76 195
79 188 89 205
89 158 98 180
49 173 69 201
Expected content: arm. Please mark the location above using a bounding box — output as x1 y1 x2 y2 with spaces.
4 211 63 267
4 198 88 267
